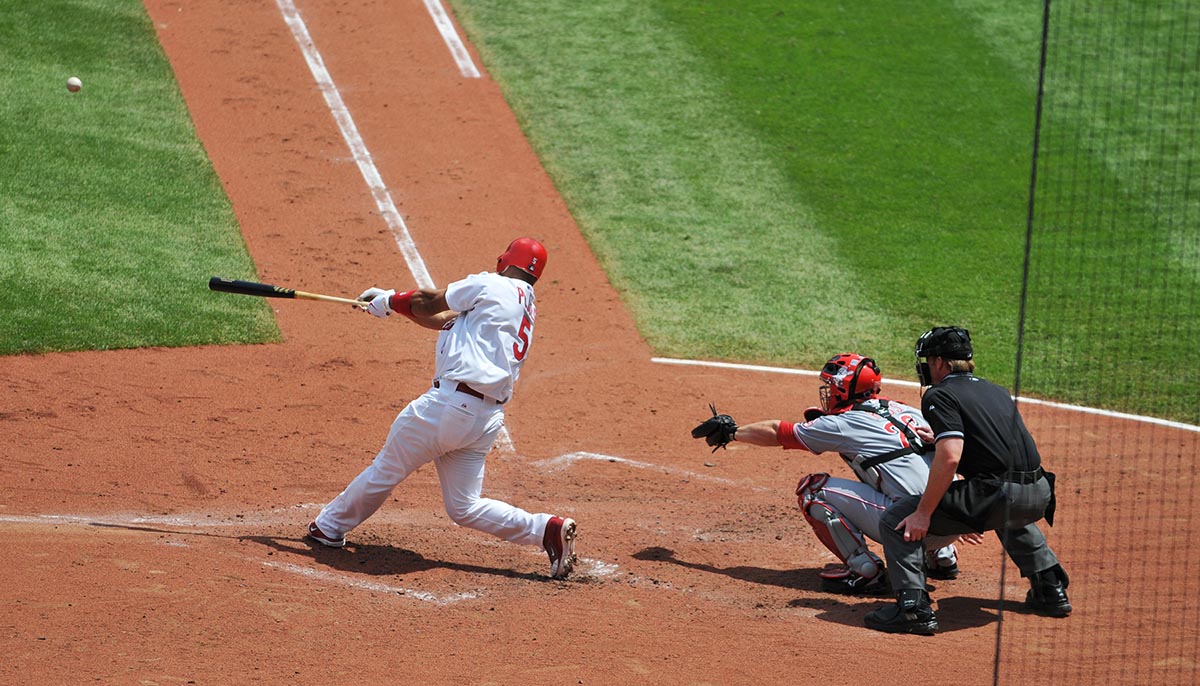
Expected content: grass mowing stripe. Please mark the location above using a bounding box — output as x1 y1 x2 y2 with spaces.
951 1 1198 421
450 0 913 368
0 0 277 354
650 2 1051 381
451 0 1040 378
450 1 1197 422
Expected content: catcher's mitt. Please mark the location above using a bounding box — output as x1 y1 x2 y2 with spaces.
691 403 738 452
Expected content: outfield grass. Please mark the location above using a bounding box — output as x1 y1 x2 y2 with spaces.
0 0 278 354
450 0 1199 423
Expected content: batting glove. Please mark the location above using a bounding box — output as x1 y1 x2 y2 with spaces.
358 287 396 318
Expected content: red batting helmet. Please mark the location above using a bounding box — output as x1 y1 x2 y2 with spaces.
818 353 881 413
496 237 547 281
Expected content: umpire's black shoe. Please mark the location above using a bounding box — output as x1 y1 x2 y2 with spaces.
1026 564 1072 617
864 589 939 635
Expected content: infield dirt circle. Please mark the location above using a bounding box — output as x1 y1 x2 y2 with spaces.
2 1 1189 685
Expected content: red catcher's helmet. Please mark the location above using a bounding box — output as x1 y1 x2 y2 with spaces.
818 353 881 413
496 237 547 281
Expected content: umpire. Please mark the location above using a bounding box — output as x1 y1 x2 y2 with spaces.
864 326 1071 635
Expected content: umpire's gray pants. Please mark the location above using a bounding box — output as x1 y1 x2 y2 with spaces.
879 478 1062 592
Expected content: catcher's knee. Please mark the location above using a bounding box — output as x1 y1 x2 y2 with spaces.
799 489 880 578
795 472 830 506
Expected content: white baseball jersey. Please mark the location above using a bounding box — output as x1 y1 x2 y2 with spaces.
436 271 536 403
781 398 932 500
316 270 553 550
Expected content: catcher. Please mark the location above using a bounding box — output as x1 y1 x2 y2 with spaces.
692 353 975 593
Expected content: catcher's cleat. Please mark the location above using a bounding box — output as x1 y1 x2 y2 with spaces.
925 560 960 581
819 566 892 596
864 589 939 635
306 520 346 548
544 516 577 579
924 549 960 580
1026 565 1072 617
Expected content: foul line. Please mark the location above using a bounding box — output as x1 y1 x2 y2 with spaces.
275 0 434 290
422 0 481 78
652 356 1200 434
275 0 516 450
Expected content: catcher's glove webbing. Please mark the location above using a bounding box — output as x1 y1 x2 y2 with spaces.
691 403 738 452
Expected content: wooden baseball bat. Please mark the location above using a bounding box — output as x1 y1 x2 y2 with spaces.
208 277 367 308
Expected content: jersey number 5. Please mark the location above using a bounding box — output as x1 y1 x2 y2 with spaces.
513 315 533 361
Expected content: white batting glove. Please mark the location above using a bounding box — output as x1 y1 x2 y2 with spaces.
357 287 395 318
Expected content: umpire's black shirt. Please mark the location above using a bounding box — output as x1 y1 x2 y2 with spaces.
921 373 1041 478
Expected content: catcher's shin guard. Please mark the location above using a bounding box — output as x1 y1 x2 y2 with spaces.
796 473 882 578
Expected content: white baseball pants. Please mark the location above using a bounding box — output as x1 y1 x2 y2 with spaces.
316 383 551 546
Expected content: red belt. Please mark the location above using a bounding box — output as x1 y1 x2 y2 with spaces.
434 380 498 403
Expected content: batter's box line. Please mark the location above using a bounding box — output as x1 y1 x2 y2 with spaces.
532 451 772 492
2 513 626 602
261 554 621 605
261 559 480 605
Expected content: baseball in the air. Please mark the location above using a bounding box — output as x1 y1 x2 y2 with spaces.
66 77 82 93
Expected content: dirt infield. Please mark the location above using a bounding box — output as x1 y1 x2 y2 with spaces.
3 1 1197 684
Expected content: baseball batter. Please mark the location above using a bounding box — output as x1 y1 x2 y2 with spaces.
692 353 973 593
307 238 577 579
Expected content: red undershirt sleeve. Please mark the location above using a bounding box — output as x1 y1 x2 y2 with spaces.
777 421 807 450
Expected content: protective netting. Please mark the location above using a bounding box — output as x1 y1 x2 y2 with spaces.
998 1 1200 684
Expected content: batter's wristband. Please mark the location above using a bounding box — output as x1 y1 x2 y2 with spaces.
389 290 417 320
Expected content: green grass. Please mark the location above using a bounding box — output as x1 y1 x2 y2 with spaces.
2 1 1195 423
0 0 277 354
447 0 1042 379
449 0 1199 424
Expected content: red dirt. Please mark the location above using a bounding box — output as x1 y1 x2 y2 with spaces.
3 1 1197 685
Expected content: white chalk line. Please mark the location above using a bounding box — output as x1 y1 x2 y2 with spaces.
422 0 481 78
275 0 433 290
653 356 1200 434
0 506 624 600
274 0 516 452
0 446 755 599
262 560 479 605
532 451 773 492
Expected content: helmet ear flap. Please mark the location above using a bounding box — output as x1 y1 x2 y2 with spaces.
819 353 880 411
846 356 880 401
496 237 548 280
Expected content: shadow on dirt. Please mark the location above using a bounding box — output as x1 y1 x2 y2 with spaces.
89 521 542 581
251 535 543 581
631 545 822 591
790 594 1032 633
633 544 1035 633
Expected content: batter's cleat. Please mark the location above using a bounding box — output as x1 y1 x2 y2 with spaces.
306 520 345 548
819 567 891 596
544 516 577 579
864 589 939 636
1026 565 1072 617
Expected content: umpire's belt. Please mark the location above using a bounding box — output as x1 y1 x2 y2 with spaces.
434 380 500 404
983 467 1046 485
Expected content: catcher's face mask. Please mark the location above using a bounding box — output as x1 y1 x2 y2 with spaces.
818 382 835 414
